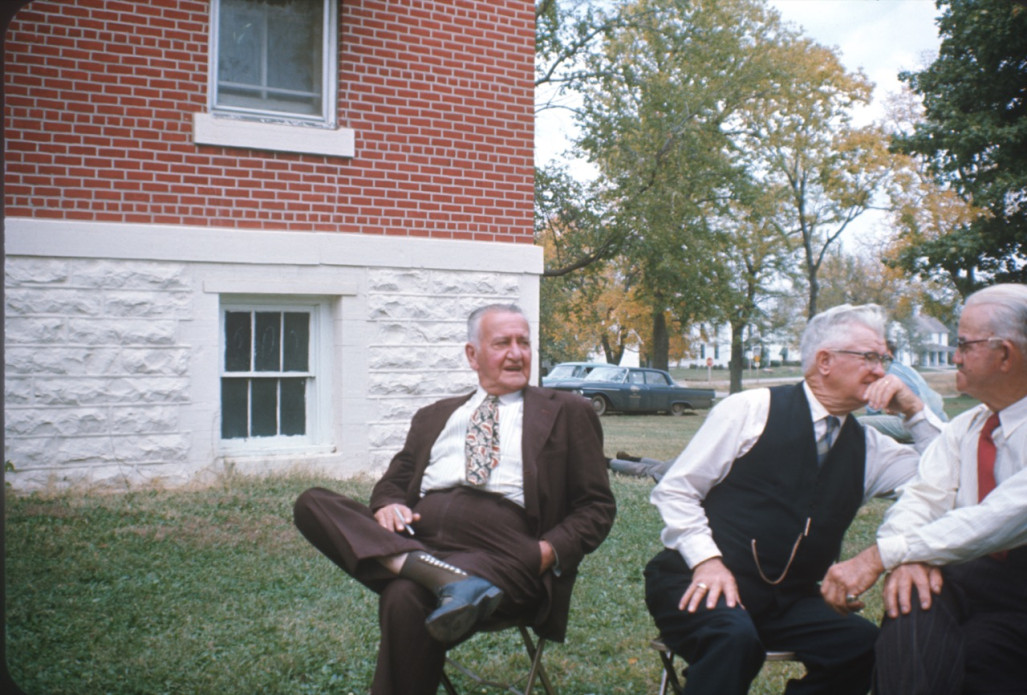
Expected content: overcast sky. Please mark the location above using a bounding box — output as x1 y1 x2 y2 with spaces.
768 0 941 122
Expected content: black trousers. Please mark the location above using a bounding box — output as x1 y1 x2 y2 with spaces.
873 555 1027 695
645 549 877 695
293 486 544 695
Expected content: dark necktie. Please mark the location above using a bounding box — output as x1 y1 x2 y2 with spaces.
465 395 500 486
817 415 840 467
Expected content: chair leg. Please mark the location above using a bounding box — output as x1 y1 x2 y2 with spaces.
442 625 557 695
440 669 459 695
654 643 684 695
518 625 556 695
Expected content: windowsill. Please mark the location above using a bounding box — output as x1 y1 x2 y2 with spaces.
192 112 355 158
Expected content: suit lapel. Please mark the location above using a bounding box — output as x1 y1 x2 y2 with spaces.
521 386 559 524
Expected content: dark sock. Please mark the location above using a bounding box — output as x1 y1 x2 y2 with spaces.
398 550 469 592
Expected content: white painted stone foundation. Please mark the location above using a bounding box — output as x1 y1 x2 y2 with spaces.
4 219 542 492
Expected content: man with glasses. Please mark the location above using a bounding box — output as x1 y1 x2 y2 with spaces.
645 303 944 695
821 284 1027 695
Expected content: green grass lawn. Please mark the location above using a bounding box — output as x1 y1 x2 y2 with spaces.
6 395 973 694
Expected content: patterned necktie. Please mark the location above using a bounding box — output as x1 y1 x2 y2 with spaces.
977 413 1001 501
817 415 840 467
465 395 500 486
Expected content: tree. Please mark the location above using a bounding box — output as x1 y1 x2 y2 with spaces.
882 87 990 298
892 0 1027 291
729 36 892 318
574 0 800 370
697 179 796 392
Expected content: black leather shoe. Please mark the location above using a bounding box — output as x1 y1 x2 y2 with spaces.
424 576 503 644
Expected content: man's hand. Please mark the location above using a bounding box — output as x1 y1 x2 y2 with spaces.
863 375 924 419
538 539 556 575
821 546 886 614
882 563 944 618
679 557 742 613
373 503 420 534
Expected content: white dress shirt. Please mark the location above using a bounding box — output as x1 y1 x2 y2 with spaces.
420 388 526 506
651 381 943 569
877 394 1027 570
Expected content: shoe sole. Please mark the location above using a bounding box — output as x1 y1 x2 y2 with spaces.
425 586 503 644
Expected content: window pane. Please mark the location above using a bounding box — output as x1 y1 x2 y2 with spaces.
280 378 306 435
254 312 281 371
218 1 263 88
283 312 309 371
224 312 252 372
217 0 323 116
267 3 321 93
251 378 278 436
221 378 249 438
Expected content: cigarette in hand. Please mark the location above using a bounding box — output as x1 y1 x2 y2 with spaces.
394 507 415 535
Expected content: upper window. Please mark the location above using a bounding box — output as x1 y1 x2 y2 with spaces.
211 0 337 127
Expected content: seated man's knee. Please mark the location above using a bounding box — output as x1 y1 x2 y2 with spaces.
664 605 763 665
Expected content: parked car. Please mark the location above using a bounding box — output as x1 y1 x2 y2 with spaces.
541 361 609 389
553 365 716 416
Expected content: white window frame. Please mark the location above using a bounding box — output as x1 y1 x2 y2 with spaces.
219 296 334 455
196 0 354 158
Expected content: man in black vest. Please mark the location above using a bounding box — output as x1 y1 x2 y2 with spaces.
644 304 944 695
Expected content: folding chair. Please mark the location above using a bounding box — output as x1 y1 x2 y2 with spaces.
440 620 556 695
650 637 797 695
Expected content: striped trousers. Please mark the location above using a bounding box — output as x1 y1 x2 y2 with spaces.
873 553 1027 695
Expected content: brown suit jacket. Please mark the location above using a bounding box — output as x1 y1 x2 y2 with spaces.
369 385 617 641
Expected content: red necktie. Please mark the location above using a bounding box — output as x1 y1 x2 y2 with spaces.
977 413 1000 501
977 413 1007 560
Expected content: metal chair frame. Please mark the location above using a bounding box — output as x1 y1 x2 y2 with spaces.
651 637 797 695
440 622 556 695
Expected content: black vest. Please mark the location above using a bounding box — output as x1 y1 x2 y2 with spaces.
703 384 866 606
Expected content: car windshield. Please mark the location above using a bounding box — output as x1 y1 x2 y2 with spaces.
547 365 577 379
585 367 627 383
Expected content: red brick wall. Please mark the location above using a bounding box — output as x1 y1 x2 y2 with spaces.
3 0 534 243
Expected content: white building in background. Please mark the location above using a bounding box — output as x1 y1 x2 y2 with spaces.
674 323 798 371
889 314 953 368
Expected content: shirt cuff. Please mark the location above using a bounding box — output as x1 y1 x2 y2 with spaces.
675 537 722 570
877 535 909 571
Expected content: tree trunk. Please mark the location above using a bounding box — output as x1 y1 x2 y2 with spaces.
808 269 819 319
651 309 670 371
729 320 746 394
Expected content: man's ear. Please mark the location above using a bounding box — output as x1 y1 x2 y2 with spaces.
997 339 1018 373
465 342 479 371
815 349 833 375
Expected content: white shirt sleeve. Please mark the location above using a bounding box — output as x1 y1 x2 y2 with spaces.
861 409 942 502
650 388 770 569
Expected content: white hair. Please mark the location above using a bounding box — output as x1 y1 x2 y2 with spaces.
466 303 525 346
964 283 1027 353
799 303 887 372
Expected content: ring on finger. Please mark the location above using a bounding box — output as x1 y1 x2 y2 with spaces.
695 582 709 591
845 594 858 604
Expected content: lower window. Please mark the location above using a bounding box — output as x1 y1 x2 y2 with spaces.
220 302 318 442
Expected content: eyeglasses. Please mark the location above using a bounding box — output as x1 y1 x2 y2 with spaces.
955 337 1002 354
830 350 893 368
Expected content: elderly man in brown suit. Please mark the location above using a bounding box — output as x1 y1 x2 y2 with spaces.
294 303 616 695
